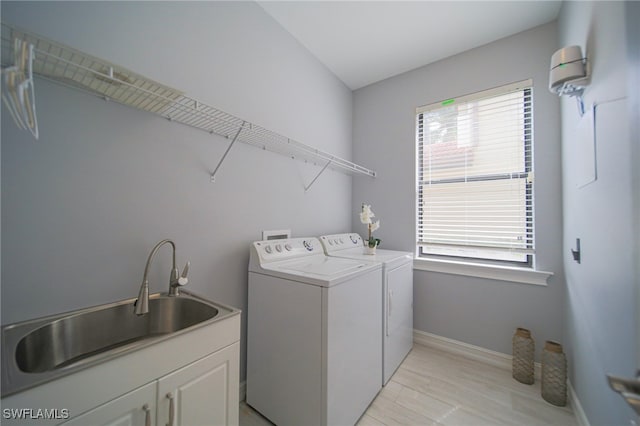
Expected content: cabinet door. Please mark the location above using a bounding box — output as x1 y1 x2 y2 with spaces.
157 342 239 426
60 382 155 426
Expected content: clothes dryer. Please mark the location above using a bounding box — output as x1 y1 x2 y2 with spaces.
320 233 413 385
247 237 382 426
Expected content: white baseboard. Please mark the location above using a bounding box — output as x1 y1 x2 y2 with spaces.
413 329 542 378
568 381 591 426
413 330 590 424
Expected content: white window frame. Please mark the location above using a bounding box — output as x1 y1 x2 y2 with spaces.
414 80 552 285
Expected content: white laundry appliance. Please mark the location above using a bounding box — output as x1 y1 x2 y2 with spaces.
320 233 413 385
247 237 382 426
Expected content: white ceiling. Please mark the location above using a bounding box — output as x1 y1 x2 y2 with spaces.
258 1 562 90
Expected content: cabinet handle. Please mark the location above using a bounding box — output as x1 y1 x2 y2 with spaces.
166 392 175 426
142 403 151 426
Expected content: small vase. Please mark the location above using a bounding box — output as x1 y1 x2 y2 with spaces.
512 327 534 385
364 245 377 255
541 341 567 406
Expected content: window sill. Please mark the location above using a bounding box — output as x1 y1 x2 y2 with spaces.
413 257 553 286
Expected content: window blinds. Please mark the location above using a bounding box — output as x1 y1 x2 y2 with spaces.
416 80 534 262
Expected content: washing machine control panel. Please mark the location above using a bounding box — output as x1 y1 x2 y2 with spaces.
253 238 321 263
320 233 363 253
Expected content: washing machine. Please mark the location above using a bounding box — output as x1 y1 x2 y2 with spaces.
320 233 413 385
247 237 382 426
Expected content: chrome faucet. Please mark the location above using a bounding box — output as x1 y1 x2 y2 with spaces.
134 239 190 315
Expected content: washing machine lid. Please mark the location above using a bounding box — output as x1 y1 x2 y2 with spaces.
329 249 413 266
276 256 370 276
262 255 380 287
320 233 413 268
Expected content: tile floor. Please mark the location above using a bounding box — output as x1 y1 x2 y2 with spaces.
240 343 578 426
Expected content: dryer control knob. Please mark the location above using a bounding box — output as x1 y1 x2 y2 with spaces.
275 244 283 252
264 245 272 254
285 244 292 251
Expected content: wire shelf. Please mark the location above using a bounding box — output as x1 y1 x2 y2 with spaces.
1 22 376 182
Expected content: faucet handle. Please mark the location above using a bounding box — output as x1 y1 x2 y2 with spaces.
178 261 190 286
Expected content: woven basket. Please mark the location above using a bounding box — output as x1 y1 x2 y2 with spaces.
512 327 535 384
541 341 567 406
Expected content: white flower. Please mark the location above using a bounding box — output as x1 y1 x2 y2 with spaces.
360 204 375 224
370 220 380 232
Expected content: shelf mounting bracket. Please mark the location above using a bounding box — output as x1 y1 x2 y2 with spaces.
210 121 246 183
304 160 332 192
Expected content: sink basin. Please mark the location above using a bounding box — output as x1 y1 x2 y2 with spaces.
15 295 218 373
1 291 238 397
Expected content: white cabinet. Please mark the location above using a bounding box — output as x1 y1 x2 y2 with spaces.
157 343 239 426
2 306 241 426
58 343 239 426
60 382 156 426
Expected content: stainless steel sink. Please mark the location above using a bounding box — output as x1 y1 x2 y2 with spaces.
15 295 218 373
1 291 238 397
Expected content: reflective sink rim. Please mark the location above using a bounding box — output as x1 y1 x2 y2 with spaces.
1 291 240 397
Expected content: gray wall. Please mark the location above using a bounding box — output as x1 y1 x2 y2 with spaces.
352 22 565 357
1 1 355 382
558 2 638 424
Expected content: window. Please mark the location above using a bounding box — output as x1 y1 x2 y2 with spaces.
416 80 534 264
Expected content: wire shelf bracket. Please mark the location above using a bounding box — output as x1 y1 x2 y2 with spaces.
304 160 332 192
0 22 377 189
210 121 246 183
